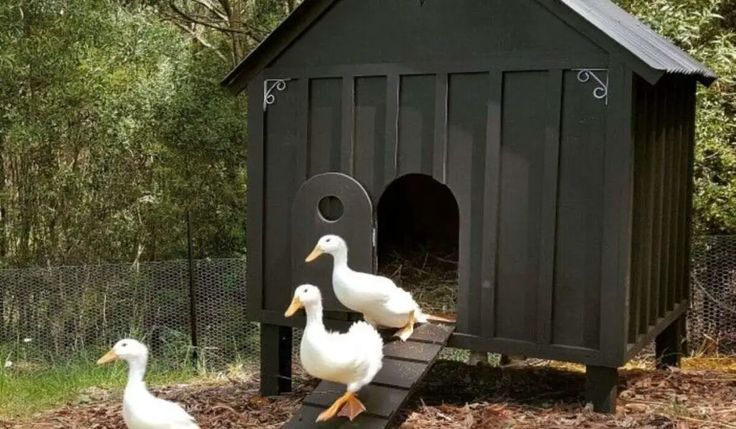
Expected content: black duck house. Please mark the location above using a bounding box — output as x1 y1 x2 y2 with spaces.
223 0 715 412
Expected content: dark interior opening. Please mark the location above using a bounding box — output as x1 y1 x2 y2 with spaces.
377 174 459 316
318 195 344 222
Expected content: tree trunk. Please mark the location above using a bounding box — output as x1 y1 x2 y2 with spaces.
228 0 245 66
0 137 5 340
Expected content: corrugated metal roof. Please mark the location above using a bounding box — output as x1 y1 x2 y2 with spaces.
223 0 717 91
561 0 716 84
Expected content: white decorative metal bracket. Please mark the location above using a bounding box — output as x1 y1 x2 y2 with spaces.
263 79 291 111
573 69 609 105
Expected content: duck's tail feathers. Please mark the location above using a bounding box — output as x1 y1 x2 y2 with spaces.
426 314 456 323
414 310 456 324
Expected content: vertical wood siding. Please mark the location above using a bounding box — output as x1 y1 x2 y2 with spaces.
354 77 387 197
552 70 606 349
308 78 343 176
447 73 490 335
627 76 696 346
254 68 697 365
495 71 546 342
263 79 303 311
262 66 612 341
398 75 436 177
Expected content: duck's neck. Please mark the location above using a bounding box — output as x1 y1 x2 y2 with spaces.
125 356 148 386
330 247 349 270
303 301 325 333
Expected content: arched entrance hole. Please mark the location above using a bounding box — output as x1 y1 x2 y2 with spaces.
377 174 459 316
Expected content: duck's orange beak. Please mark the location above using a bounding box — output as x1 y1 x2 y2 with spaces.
97 349 118 365
284 296 303 317
305 245 323 262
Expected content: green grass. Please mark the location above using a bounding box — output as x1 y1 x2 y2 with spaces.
0 328 261 422
0 353 201 420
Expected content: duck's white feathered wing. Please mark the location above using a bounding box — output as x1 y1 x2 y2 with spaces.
148 398 199 429
386 287 428 323
346 322 383 357
346 272 419 314
345 321 383 384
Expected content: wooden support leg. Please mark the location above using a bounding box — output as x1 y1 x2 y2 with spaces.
585 365 618 413
468 351 489 366
500 354 526 366
680 315 689 357
260 324 292 396
656 315 685 369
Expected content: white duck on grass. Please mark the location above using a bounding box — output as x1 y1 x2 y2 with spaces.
97 339 199 429
285 284 383 422
306 234 454 341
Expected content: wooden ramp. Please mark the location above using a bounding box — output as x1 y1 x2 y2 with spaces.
283 323 455 428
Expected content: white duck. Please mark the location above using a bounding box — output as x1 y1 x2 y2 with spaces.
285 284 383 422
97 339 199 429
305 235 452 341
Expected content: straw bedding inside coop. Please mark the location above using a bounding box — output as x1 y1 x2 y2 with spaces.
378 248 458 317
376 174 459 317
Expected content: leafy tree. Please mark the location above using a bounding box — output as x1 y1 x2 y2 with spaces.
158 0 300 67
3 0 731 270
147 44 247 260
0 0 249 266
618 0 736 234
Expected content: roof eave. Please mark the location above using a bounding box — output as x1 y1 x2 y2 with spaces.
221 0 334 94
696 73 717 87
645 69 717 87
221 49 269 94
222 0 718 93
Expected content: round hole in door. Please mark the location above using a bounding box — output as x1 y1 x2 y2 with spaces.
318 196 344 222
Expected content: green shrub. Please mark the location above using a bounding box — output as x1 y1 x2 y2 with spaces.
618 0 736 234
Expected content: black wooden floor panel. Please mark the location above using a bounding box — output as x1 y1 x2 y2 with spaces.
408 323 454 343
282 323 454 428
283 405 388 429
383 340 443 362
371 358 426 389
303 382 409 418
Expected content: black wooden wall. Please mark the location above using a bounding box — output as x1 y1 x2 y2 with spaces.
246 0 694 367
626 76 696 358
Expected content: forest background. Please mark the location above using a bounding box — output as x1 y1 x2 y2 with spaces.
0 0 734 269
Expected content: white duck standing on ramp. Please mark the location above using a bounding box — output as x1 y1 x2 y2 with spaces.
305 234 454 341
97 339 199 429
285 284 383 421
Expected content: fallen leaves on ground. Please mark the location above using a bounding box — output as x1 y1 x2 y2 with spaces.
0 379 313 429
400 361 736 428
2 360 735 428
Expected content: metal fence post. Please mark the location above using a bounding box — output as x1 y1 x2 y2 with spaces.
0 274 4 343
187 211 199 366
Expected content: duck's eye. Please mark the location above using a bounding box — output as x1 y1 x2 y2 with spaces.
325 238 331 243
121 343 128 347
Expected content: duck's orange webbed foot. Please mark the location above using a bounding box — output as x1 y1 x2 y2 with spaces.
316 391 365 422
337 392 366 421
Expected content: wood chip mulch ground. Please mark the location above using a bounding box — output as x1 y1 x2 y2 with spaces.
3 360 735 428
399 361 736 428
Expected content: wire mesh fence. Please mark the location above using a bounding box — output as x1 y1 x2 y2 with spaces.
689 236 736 355
2 235 736 372
0 258 258 370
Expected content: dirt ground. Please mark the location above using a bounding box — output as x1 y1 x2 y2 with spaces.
2 358 735 429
